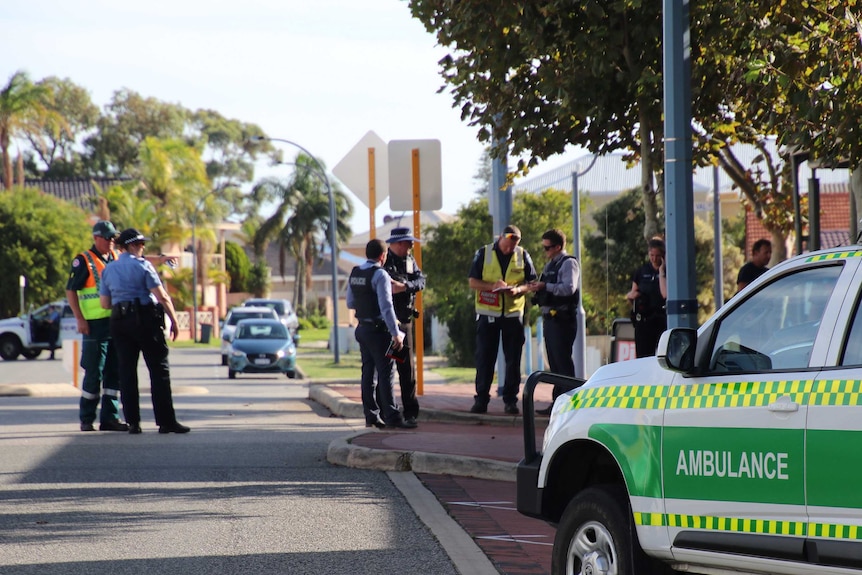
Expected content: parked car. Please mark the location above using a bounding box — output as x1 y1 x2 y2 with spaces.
242 298 300 336
0 300 76 361
518 245 862 575
220 306 278 365
227 318 297 379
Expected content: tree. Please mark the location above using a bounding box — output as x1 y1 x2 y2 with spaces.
223 240 251 293
408 0 672 239
84 89 187 176
24 76 99 178
250 153 353 311
583 188 744 331
0 71 57 190
0 187 91 316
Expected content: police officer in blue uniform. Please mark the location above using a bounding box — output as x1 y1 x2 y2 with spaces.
526 229 580 414
99 228 189 435
347 239 416 429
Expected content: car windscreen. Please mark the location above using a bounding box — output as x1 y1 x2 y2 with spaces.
228 311 272 325
237 324 288 339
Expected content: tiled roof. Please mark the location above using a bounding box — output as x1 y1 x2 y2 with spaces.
24 178 132 211
744 182 851 255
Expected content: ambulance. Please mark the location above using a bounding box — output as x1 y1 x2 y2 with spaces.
518 246 862 574
0 300 77 360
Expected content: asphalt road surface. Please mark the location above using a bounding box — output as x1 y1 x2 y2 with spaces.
0 347 461 575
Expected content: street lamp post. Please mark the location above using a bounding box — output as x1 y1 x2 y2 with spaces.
191 190 218 342
250 135 340 364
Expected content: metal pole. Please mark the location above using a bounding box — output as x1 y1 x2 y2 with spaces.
252 136 340 363
571 171 586 378
663 0 698 329
18 275 25 315
713 165 724 310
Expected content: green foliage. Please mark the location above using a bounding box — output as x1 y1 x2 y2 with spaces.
223 240 251 293
0 187 91 316
160 266 193 311
247 262 271 298
423 189 596 365
582 187 746 331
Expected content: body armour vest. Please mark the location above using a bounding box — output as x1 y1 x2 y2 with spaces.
349 266 382 320
541 255 580 312
383 251 417 323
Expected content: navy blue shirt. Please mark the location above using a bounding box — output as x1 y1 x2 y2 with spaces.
100 252 162 305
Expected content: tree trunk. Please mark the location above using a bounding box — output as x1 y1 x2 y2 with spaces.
638 113 661 241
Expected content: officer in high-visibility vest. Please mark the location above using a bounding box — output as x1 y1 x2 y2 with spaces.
468 224 538 415
65 220 129 432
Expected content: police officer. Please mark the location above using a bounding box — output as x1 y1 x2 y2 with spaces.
65 220 129 432
626 236 668 358
347 239 416 429
383 227 425 426
468 224 538 415
99 228 189 435
526 229 580 414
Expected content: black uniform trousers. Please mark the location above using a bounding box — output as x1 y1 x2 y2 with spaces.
110 306 177 427
543 315 577 399
396 320 419 420
474 314 525 407
355 323 402 426
634 314 667 358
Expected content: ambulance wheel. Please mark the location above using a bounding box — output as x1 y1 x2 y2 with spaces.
553 485 646 575
0 335 22 361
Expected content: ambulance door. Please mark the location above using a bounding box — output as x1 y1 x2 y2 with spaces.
807 261 862 569
664 263 845 567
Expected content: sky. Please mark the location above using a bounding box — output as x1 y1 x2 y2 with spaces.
2 0 580 233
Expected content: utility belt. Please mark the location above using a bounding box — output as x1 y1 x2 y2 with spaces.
112 301 165 327
357 318 388 332
543 308 575 322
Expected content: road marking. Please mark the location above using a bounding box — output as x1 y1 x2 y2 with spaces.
448 500 517 511
477 534 553 546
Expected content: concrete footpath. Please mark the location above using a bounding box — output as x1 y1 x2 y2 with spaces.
311 379 553 481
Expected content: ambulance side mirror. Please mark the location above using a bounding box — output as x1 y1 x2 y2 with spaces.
657 328 697 373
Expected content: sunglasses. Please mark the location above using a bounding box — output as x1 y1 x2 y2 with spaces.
503 233 521 241
542 244 558 251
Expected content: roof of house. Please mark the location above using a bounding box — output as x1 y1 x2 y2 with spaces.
24 178 132 211
744 182 852 255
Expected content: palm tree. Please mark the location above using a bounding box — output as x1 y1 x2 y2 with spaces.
252 153 353 311
0 71 54 190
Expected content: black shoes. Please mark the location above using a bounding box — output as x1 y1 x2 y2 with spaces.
386 419 418 429
366 418 386 429
469 402 488 414
99 420 130 432
128 424 142 434
80 422 95 432
158 422 190 434
404 416 418 427
504 403 520 415
536 406 553 416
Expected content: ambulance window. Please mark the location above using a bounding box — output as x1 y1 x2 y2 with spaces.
708 265 841 373
840 293 862 366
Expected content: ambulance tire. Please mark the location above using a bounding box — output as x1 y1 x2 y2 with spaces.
552 485 668 575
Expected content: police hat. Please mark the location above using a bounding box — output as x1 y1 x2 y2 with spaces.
118 228 150 245
92 220 119 239
386 227 420 243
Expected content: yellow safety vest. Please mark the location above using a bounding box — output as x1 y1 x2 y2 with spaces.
475 243 527 317
77 249 116 320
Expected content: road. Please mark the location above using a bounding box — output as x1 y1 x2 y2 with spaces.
0 347 462 575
